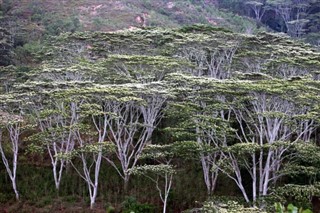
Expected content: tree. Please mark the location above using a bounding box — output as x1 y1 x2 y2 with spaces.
0 94 25 200
177 34 240 79
21 28 179 205
129 164 175 213
27 91 78 191
221 79 318 204
234 31 320 79
245 1 267 23
166 73 234 195
272 143 320 211
101 55 189 84
49 85 107 209
62 125 113 209
50 82 168 199
20 80 104 208
93 83 169 190
167 71 319 205
130 141 200 213
267 0 311 37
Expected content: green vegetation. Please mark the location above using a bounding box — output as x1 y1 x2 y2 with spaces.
0 25 319 212
275 203 312 213
217 0 320 46
0 0 260 57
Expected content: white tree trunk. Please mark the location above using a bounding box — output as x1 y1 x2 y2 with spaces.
0 124 20 200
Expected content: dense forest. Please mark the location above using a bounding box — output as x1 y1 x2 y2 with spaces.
1 0 320 213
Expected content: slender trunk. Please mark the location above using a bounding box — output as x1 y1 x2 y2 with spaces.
210 170 218 194
252 153 257 206
162 173 173 213
0 126 20 201
90 151 102 209
232 158 250 203
259 150 263 196
262 151 273 195
163 198 167 213
196 125 216 195
200 155 212 195
53 160 64 190
12 177 19 200
90 198 95 209
89 183 98 209
13 139 19 201
124 174 130 194
239 184 250 203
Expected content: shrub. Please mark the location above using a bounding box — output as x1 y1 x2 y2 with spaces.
121 196 156 213
274 203 312 213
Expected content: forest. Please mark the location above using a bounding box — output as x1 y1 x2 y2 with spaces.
1 0 320 213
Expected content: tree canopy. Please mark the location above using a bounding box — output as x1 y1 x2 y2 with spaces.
1 25 320 212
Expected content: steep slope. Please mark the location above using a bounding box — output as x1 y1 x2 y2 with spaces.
2 0 258 37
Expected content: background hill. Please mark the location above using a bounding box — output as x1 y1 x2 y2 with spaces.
1 0 258 45
3 0 319 67
2 0 257 32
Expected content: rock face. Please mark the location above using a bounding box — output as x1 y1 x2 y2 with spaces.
135 13 148 28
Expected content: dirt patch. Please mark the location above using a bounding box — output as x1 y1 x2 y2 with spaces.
111 1 126 10
207 17 218 25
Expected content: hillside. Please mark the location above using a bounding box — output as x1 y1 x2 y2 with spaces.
1 0 258 40
4 0 258 31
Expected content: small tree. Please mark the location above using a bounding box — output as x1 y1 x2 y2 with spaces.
130 141 200 213
129 164 175 213
0 101 24 200
20 81 89 191
166 73 234 195
245 1 267 23
97 84 168 189
267 0 311 37
27 103 78 191
178 38 240 79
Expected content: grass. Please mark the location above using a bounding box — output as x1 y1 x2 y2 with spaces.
0 154 240 212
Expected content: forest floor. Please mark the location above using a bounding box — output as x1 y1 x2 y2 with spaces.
0 199 108 213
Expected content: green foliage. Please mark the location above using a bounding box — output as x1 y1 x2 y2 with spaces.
43 15 81 36
0 0 14 15
121 196 156 213
272 184 320 210
25 143 44 155
1 20 320 211
0 27 14 66
55 142 116 161
199 200 265 213
106 204 116 213
129 164 175 176
14 41 44 64
275 203 313 213
141 141 201 160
